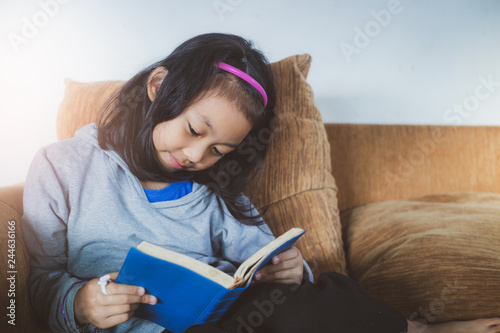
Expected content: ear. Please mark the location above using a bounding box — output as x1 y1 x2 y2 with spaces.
147 66 168 102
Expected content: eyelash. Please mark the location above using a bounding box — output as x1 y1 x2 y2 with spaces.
189 124 224 157
189 124 200 136
214 149 224 157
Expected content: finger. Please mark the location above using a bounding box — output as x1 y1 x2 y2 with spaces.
271 258 302 273
101 303 140 317
257 267 302 283
100 294 158 306
102 272 147 296
254 261 303 285
257 257 303 277
98 310 136 329
253 248 303 284
255 273 301 285
257 274 302 285
105 281 147 296
271 247 300 264
83 301 138 328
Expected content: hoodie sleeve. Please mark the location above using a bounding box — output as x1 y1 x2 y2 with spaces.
20 147 87 332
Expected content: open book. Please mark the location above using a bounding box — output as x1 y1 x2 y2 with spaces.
115 228 306 333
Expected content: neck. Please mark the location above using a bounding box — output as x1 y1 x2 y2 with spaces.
140 180 171 190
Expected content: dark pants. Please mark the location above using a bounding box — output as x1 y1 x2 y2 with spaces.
180 272 408 333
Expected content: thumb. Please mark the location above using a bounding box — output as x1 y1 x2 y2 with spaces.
107 272 120 280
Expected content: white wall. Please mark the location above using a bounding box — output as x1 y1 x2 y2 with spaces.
1 0 499 187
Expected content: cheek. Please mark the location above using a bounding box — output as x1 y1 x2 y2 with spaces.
194 155 222 171
153 124 180 151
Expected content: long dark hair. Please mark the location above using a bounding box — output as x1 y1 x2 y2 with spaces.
97 33 276 225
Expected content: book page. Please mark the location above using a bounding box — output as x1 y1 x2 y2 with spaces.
136 242 235 289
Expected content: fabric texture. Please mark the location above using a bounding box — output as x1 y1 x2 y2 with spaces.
56 79 124 141
21 123 277 333
324 123 500 212
55 54 347 277
184 272 408 333
0 184 50 333
244 55 346 276
342 192 500 323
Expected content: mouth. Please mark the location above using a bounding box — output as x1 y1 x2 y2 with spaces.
169 153 187 170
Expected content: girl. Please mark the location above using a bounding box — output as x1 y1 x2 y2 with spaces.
21 33 500 333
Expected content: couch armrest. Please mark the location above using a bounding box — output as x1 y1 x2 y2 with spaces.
325 124 500 212
0 183 50 332
0 183 24 217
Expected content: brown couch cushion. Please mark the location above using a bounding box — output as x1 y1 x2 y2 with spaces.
245 55 346 276
56 54 347 277
1 185 50 332
325 123 500 212
342 192 500 323
57 79 124 141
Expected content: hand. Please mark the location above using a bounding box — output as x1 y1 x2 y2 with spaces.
74 272 157 329
253 246 304 285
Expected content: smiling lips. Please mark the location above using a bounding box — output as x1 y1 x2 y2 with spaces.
169 153 187 169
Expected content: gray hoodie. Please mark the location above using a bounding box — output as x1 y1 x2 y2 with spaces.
21 123 291 333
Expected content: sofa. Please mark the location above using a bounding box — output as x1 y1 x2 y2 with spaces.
2 54 500 332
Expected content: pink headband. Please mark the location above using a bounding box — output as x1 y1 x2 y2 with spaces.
217 62 268 107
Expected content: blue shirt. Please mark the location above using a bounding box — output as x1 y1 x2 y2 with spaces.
143 180 193 202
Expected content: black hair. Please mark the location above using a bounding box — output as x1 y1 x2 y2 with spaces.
97 33 276 226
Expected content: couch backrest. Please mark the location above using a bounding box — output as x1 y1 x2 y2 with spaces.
54 71 500 227
325 123 500 212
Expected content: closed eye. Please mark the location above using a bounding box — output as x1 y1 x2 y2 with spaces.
189 123 223 157
213 148 223 157
189 124 200 136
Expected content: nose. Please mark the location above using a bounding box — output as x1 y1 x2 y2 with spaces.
183 143 206 165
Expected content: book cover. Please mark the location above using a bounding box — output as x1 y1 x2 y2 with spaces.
115 228 306 333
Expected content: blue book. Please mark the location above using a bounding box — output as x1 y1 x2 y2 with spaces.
116 228 306 333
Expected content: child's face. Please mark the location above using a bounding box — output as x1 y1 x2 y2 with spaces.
152 94 252 172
